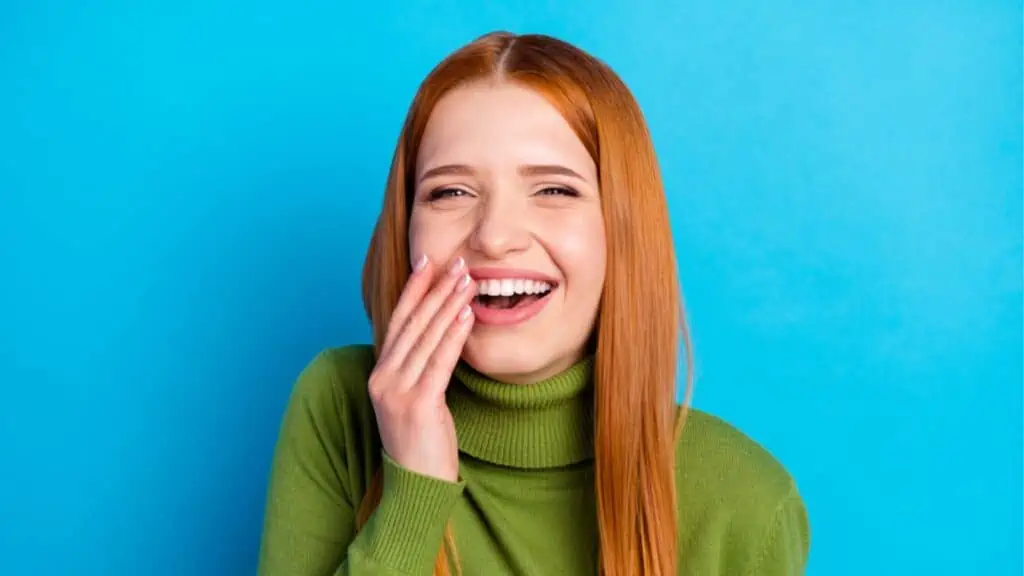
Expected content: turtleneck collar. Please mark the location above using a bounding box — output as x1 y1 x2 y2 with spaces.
447 357 595 469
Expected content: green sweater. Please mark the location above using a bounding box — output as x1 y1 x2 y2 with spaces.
258 345 810 575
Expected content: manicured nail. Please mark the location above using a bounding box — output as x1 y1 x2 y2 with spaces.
456 273 471 292
458 305 473 322
448 256 465 275
413 254 428 272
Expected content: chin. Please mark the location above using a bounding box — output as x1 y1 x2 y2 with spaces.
461 335 550 385
462 331 585 385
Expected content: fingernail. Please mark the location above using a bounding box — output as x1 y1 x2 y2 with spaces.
456 273 471 292
448 256 464 275
413 254 428 272
458 305 473 322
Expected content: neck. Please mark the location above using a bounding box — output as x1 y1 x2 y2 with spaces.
479 354 584 386
448 357 595 469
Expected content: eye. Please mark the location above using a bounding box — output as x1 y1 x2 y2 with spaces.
427 187 471 202
536 186 580 197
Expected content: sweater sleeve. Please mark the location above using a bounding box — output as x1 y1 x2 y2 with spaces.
345 453 466 574
257 350 465 576
746 486 811 576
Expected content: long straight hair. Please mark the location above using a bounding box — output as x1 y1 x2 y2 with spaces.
356 31 694 576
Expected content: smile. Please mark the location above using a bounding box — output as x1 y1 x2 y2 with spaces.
470 275 557 326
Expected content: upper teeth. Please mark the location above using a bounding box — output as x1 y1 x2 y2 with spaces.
476 278 553 296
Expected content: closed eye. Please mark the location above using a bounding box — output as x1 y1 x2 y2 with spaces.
426 187 472 202
536 186 580 197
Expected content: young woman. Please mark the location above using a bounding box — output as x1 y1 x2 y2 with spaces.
257 31 810 576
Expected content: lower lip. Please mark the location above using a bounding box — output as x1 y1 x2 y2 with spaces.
470 290 553 326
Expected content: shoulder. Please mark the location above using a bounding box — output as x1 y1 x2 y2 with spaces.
289 344 377 410
295 344 377 387
675 408 796 494
674 408 810 573
287 344 380 434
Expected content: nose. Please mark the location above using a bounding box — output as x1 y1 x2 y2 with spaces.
467 193 531 259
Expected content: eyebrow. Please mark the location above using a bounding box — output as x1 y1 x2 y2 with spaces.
417 163 589 184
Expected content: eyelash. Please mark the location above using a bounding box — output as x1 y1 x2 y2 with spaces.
426 186 579 202
538 186 580 198
426 188 469 201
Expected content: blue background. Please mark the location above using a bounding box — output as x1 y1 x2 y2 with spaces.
1 1 1020 574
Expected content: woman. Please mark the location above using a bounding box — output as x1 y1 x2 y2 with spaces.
258 31 809 576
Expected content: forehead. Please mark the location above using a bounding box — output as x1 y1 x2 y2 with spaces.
416 82 596 179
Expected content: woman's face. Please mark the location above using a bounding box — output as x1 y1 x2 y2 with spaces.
409 81 606 384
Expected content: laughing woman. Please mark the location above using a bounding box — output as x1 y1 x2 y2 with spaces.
257 31 810 576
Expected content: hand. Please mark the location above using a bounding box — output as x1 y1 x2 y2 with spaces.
368 255 476 482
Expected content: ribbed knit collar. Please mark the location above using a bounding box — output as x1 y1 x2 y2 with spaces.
448 357 595 469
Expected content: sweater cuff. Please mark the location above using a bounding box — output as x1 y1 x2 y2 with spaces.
353 452 465 574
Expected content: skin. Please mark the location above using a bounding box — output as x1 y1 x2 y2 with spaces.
368 81 607 481
411 81 607 383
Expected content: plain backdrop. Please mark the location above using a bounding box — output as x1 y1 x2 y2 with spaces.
1 1 1021 575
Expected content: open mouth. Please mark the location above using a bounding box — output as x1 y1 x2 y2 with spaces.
474 278 555 310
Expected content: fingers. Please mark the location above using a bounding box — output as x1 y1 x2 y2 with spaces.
380 254 434 357
401 269 476 383
417 305 474 399
382 256 469 373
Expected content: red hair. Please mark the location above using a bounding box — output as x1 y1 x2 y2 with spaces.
357 31 694 576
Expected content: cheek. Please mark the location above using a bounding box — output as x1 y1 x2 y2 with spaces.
408 211 468 263
547 213 607 292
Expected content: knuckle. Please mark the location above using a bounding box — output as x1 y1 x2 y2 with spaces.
368 385 386 405
371 390 400 414
367 370 391 400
